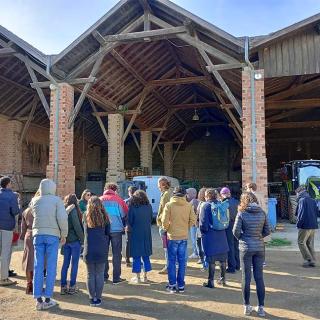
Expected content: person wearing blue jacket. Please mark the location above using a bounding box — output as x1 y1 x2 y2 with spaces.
200 188 229 289
0 176 20 287
295 186 319 267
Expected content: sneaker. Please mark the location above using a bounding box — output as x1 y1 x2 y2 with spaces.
42 299 58 310
0 278 17 286
36 301 44 311
255 306 265 317
196 259 203 264
9 270 17 277
188 253 199 259
95 299 102 306
309 261 316 267
158 267 168 275
89 299 96 307
112 278 126 285
166 285 176 294
130 277 141 284
68 286 79 295
302 261 312 268
178 287 185 293
60 286 69 295
203 281 214 289
217 278 226 286
244 305 252 316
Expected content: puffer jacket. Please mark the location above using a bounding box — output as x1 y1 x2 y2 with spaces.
0 188 20 231
233 203 270 252
30 179 68 238
161 196 196 240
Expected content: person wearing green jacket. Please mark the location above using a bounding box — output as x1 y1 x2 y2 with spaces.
60 194 84 295
78 189 92 214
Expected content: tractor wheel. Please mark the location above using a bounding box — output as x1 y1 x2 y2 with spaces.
288 195 298 224
279 187 289 219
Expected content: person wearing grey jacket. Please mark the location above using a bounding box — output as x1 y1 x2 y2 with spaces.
30 179 68 311
233 192 270 317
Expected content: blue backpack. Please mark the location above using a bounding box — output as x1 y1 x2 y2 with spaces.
211 201 230 230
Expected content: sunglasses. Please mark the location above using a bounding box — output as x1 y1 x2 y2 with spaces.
86 193 92 197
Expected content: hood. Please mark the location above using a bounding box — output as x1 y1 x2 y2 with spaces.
171 196 188 206
245 203 262 213
39 179 56 196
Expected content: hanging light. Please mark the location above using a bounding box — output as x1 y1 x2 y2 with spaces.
192 109 199 121
205 128 210 137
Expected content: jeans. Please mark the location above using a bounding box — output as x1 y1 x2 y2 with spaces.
125 231 131 263
226 223 240 271
86 262 105 300
298 229 316 263
159 228 168 268
105 232 122 282
0 230 13 280
240 250 265 306
167 239 187 289
190 226 198 256
33 235 59 299
132 256 152 273
60 240 81 287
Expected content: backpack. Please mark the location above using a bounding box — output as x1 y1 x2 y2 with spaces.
211 201 230 230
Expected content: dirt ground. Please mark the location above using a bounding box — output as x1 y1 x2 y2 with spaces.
1 228 320 320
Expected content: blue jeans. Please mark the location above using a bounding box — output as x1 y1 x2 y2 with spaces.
167 239 187 289
190 226 198 256
61 240 81 287
33 235 59 299
132 256 152 273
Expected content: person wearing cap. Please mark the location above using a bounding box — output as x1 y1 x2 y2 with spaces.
161 187 196 293
186 188 199 259
220 187 240 273
0 176 20 287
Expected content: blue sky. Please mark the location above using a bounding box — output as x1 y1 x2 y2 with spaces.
0 0 319 54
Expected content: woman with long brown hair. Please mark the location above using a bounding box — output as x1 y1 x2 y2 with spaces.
83 196 110 306
60 194 84 295
233 192 270 317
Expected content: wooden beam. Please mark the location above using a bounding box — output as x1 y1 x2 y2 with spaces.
131 127 166 133
266 99 320 110
30 77 96 88
19 96 38 144
0 75 33 93
68 54 105 128
268 121 320 129
0 47 15 57
152 112 172 153
92 110 141 117
89 99 108 142
156 144 164 160
173 130 189 161
206 63 245 72
171 102 219 110
148 76 207 87
131 132 140 151
191 121 226 128
149 14 240 64
101 26 187 43
267 109 306 123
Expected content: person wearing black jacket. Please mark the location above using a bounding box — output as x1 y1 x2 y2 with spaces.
295 186 319 267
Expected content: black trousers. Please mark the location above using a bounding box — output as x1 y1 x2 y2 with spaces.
226 223 240 271
240 250 265 306
197 237 204 262
208 260 226 283
125 231 131 263
104 232 122 282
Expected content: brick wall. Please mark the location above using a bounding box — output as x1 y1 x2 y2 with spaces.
140 131 152 174
242 68 268 211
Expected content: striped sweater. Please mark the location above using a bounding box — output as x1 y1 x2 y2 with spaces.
232 204 270 252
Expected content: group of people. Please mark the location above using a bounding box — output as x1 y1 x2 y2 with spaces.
0 175 318 317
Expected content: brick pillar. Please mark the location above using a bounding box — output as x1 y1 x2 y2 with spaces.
107 114 125 182
164 142 173 176
140 130 152 174
46 83 75 197
242 68 268 212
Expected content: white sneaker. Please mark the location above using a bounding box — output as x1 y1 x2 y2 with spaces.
244 305 252 316
42 299 58 310
130 277 141 284
188 253 199 259
255 306 266 317
36 302 44 311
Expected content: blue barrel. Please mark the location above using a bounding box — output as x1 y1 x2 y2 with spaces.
268 198 277 230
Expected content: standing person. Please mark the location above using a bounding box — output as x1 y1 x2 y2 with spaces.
196 188 207 269
295 186 319 267
245 183 264 209
60 194 84 295
200 189 229 289
100 183 128 284
83 196 110 307
233 192 270 317
128 190 153 283
186 188 199 259
156 177 172 274
78 189 92 214
220 187 240 273
124 186 137 267
161 187 196 293
0 176 20 287
30 179 68 311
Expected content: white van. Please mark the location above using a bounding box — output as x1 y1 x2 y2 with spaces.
132 176 179 218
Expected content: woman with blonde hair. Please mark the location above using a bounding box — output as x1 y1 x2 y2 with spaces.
83 196 110 307
233 192 270 317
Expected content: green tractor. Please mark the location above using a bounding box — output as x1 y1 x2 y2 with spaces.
279 160 320 223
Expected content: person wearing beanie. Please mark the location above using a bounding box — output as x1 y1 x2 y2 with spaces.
220 187 240 273
161 187 196 293
186 188 199 259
